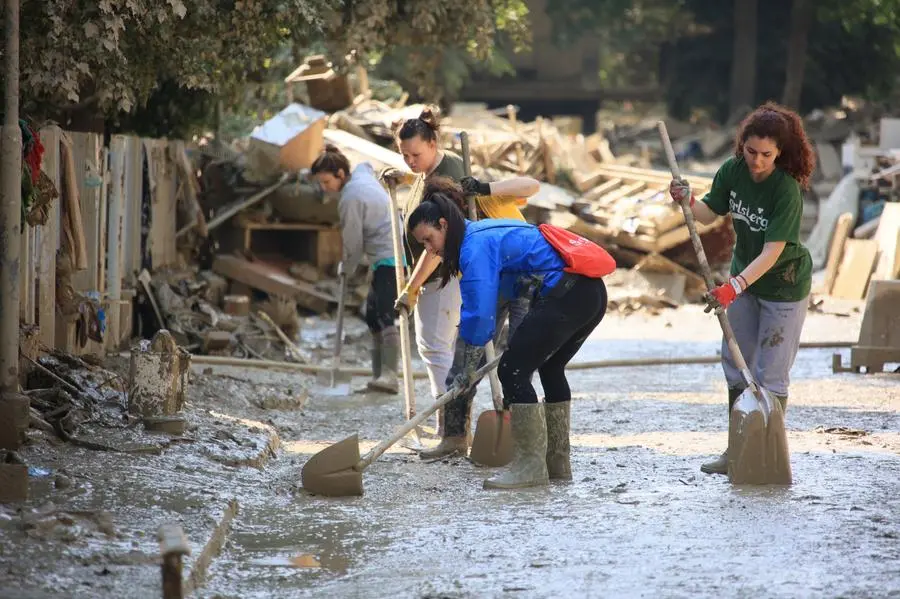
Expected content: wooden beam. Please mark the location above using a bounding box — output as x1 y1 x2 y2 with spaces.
37 126 61 349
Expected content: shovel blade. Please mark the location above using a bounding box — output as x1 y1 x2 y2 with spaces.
727 387 792 485
301 434 364 497
469 410 512 467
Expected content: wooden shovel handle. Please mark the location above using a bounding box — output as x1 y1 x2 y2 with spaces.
384 179 417 420
356 354 503 471
460 131 505 412
656 121 758 393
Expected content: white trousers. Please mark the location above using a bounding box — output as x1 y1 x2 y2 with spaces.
413 278 461 398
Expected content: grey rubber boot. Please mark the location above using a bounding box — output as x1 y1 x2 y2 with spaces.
545 401 571 480
700 387 744 475
370 332 383 381
484 403 549 490
419 390 473 459
367 329 399 394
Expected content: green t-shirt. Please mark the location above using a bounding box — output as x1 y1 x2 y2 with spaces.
402 151 465 284
702 156 812 302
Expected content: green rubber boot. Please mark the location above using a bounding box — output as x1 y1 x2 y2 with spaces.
420 387 473 459
370 332 382 381
484 403 549 490
545 401 571 480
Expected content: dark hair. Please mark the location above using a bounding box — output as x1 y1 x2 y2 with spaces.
734 102 815 189
395 106 440 143
310 144 351 178
407 188 466 288
425 176 468 215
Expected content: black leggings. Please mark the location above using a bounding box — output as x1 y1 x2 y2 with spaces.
365 266 399 334
498 275 607 404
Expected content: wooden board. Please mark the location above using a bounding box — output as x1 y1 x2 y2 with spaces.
323 128 409 172
69 132 103 292
122 137 144 279
145 140 178 270
37 126 62 349
832 239 879 300
212 255 335 313
822 212 854 295
872 203 900 280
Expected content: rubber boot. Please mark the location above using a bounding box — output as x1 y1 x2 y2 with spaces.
545 401 571 480
370 332 383 381
700 387 743 475
419 389 473 459
484 403 549 490
367 330 399 394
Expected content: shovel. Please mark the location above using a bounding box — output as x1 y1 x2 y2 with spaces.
301 355 502 497
384 177 431 448
314 269 352 396
459 131 513 467
657 121 791 486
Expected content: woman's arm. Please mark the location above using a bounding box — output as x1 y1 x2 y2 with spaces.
407 250 441 290
738 241 786 287
689 200 719 226
487 176 540 198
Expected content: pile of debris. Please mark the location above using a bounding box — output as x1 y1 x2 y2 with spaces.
134 265 369 361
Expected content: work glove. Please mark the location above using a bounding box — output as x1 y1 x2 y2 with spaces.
394 285 420 314
460 176 491 197
668 178 695 207
704 276 746 313
450 343 485 393
379 167 408 186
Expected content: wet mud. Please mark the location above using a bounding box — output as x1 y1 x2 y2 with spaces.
197 308 900 599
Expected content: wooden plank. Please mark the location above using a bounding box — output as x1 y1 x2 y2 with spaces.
872 203 900 280
122 137 144 281
145 140 178 270
19 225 34 322
37 126 61 349
69 132 103 292
211 255 334 313
821 212 854 295
98 147 109 294
323 128 410 172
832 239 879 300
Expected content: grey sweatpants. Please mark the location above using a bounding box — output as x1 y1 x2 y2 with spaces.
721 293 808 397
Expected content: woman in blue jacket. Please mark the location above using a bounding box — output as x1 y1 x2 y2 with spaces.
407 185 609 490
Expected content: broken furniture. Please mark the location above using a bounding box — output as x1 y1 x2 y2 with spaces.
285 55 354 112
236 216 341 273
246 104 327 181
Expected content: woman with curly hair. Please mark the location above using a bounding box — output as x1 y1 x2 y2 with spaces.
669 101 815 475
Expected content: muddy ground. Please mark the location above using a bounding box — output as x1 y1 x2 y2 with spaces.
2 300 899 598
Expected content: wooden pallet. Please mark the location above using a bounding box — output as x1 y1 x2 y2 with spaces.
564 165 724 254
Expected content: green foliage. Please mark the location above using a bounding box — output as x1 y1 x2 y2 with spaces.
11 0 529 137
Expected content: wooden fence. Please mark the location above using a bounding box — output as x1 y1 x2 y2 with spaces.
25 127 192 356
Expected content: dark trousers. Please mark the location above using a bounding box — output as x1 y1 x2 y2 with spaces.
499 275 608 404
441 295 529 437
365 266 399 334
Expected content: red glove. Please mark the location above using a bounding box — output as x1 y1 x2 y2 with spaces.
669 178 695 207
704 276 745 313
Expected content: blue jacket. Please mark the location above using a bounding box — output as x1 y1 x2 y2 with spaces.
458 219 566 346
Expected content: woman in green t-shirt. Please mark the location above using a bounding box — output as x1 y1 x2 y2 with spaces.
669 102 815 475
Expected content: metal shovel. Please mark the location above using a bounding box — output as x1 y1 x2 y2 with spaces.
314 270 352 396
301 355 502 497
458 131 513 467
657 121 791 485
